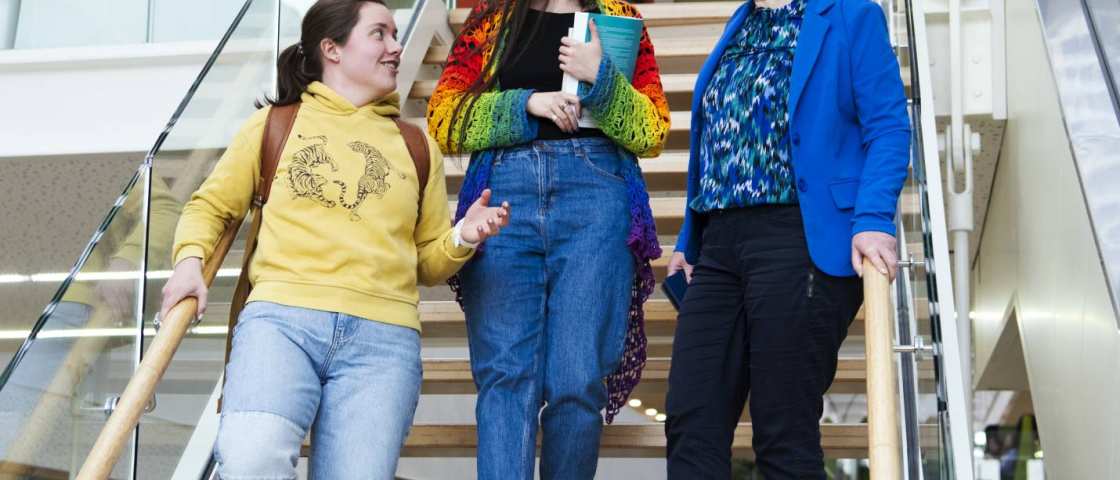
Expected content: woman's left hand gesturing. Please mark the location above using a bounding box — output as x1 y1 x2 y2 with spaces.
559 20 603 84
461 189 511 244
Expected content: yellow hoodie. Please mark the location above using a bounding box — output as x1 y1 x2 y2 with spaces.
172 82 472 331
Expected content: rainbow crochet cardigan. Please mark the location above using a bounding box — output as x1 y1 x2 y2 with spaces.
427 0 669 422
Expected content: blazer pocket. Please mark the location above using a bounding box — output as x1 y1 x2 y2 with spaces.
829 178 861 210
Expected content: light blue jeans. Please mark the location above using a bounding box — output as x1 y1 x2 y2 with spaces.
216 301 422 480
459 138 636 479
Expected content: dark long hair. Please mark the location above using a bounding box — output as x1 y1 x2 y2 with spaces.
259 0 386 107
446 0 596 152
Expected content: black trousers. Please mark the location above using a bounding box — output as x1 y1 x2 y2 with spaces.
665 206 863 479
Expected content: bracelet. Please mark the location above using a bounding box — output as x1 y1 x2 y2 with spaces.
452 219 479 249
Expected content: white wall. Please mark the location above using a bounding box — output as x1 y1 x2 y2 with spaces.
0 38 280 158
0 43 206 158
0 0 285 159
970 0 1120 477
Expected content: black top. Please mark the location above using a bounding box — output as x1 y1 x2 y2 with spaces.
498 8 606 140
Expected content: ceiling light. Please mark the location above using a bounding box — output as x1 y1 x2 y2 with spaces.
0 268 242 285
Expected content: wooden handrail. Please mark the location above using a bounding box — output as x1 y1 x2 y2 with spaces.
862 258 903 479
75 216 244 480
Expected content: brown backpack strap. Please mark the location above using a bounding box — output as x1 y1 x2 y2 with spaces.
257 104 300 205
220 103 300 412
393 117 431 209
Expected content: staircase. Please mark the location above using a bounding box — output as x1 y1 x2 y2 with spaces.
0 0 974 478
379 0 932 468
184 0 939 472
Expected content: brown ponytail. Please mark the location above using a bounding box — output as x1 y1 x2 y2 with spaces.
259 0 385 107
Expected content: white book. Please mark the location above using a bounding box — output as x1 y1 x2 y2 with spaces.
562 13 595 128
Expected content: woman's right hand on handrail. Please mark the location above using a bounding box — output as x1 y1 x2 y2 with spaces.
160 257 208 322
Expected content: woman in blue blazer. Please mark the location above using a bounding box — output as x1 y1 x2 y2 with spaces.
663 0 910 477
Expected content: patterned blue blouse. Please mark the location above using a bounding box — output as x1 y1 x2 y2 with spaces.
691 0 806 212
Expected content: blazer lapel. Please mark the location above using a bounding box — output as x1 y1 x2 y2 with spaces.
789 0 835 118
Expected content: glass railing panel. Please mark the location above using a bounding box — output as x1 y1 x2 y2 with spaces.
136 0 282 477
892 0 971 475
896 197 949 480
0 167 152 478
150 0 262 44
0 156 143 369
895 173 944 480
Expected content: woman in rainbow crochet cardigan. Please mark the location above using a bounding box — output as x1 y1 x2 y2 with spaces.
428 0 668 477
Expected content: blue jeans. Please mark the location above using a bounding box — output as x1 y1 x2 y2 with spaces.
459 137 636 480
216 301 422 480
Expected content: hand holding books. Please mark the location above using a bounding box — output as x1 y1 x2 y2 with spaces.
560 12 643 128
526 92 582 133
524 19 603 134
525 12 643 132
559 19 603 84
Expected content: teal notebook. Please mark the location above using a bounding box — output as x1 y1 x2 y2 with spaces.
561 12 643 128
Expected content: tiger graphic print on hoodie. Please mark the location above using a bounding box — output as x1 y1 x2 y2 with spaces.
287 135 405 221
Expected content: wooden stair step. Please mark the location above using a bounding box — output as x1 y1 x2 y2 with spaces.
301 423 938 458
424 37 716 66
446 196 699 230
410 73 700 99
0 461 69 480
443 151 691 191
412 68 907 101
422 44 908 85
417 298 929 340
444 152 924 194
448 2 743 31
199 282 932 340
419 357 934 395
410 108 691 136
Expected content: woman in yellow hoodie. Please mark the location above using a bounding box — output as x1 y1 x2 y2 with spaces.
159 1 509 478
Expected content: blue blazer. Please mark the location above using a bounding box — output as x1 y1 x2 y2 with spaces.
674 0 911 277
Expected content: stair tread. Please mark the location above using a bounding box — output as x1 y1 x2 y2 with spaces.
445 151 691 177
425 37 716 65
449 2 743 29
200 299 931 339
422 44 908 85
410 73 700 99
419 357 934 394
299 423 939 457
448 192 920 220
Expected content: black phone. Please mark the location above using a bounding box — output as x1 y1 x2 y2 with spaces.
661 270 689 311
